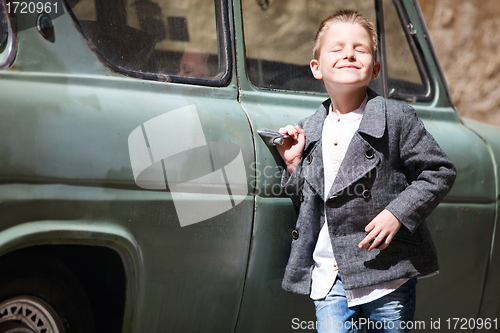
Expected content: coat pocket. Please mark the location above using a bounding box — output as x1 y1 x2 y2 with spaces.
392 224 424 245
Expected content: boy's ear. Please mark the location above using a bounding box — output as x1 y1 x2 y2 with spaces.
310 59 323 80
371 61 381 80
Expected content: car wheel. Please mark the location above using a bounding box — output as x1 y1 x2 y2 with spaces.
0 251 95 333
0 295 65 333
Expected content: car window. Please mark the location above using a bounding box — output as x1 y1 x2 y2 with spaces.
242 0 377 93
384 0 431 101
68 0 228 84
242 0 431 101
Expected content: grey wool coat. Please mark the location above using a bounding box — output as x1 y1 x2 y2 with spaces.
281 89 457 294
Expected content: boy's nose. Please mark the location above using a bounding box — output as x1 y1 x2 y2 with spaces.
344 52 355 61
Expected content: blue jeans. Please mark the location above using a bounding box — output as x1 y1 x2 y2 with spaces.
313 275 417 333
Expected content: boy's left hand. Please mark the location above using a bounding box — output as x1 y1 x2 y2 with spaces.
358 209 402 252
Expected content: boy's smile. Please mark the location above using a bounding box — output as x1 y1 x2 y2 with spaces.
310 22 380 94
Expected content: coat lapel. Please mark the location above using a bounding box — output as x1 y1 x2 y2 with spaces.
301 100 329 201
357 89 386 139
327 91 387 199
302 99 329 153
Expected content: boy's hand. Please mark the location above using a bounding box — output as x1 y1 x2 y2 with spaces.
276 125 305 174
358 209 402 252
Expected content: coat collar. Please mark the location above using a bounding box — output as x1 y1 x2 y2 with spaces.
302 88 386 151
357 88 386 139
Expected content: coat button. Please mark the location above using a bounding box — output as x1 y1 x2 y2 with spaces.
365 149 374 159
307 155 313 164
299 192 303 202
362 189 371 198
292 230 299 240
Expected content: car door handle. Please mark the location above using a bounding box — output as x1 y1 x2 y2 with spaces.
257 128 291 146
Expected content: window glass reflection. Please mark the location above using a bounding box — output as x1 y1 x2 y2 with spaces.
70 0 222 80
384 0 428 97
242 0 376 93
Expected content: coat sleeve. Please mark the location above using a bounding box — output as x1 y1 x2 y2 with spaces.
385 104 457 233
281 159 304 209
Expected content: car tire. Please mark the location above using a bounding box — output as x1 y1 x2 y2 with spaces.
0 251 95 333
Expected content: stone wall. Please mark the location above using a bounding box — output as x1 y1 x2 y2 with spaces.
419 0 500 126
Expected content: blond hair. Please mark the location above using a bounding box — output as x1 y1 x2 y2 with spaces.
313 10 378 62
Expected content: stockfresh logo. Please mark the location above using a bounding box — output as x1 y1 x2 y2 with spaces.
128 105 248 227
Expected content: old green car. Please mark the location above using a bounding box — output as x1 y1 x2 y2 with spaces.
0 0 498 332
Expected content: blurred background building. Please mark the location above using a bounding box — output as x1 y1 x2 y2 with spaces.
420 0 500 126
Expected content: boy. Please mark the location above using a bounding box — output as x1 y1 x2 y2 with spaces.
277 10 456 333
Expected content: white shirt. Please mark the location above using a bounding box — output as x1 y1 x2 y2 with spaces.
310 96 408 306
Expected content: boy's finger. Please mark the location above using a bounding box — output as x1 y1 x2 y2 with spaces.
378 239 389 251
291 126 301 138
358 235 369 248
279 125 293 134
290 126 303 139
280 126 299 139
360 229 388 251
278 127 298 143
358 231 377 249
367 235 384 252
378 234 394 251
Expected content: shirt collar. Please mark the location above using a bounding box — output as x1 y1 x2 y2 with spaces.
329 95 367 123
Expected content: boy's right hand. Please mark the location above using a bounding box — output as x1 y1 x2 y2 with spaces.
276 125 305 175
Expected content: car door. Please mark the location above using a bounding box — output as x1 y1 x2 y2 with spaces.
234 0 496 332
0 0 255 331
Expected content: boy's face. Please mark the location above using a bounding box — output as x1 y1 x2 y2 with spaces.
310 22 380 92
